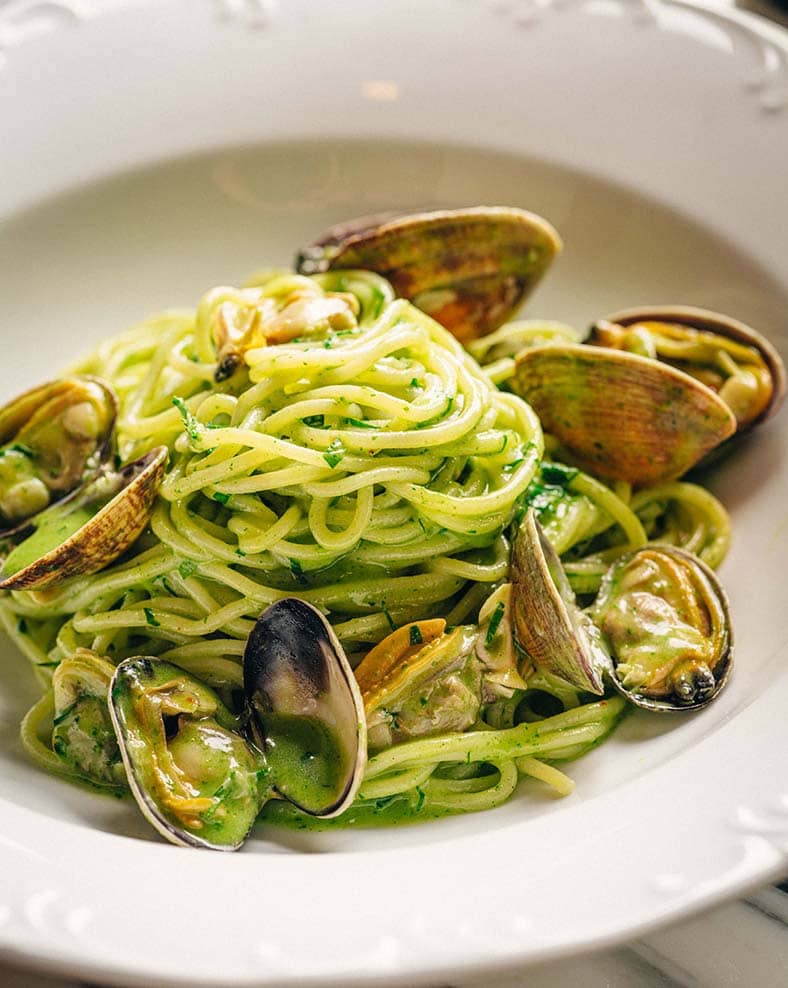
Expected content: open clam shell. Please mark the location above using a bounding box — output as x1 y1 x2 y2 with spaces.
0 376 116 533
511 508 605 695
511 344 736 485
354 619 482 751
110 657 263 851
591 545 732 712
0 445 168 591
296 206 562 343
590 305 785 432
244 598 367 817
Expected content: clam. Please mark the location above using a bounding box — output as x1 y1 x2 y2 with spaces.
244 598 367 816
0 377 116 531
591 545 732 711
589 305 785 432
296 207 562 344
510 508 605 695
51 648 126 789
109 657 264 850
204 283 359 382
511 344 737 485
0 445 168 591
354 618 482 751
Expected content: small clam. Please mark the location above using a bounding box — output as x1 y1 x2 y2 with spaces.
354 619 482 751
202 283 359 383
511 344 736 485
51 649 126 789
589 305 785 432
296 207 562 343
0 445 168 591
510 508 605 695
244 598 367 816
0 377 116 531
592 545 732 711
110 657 264 850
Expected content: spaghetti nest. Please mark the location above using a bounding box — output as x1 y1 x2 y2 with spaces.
0 268 735 821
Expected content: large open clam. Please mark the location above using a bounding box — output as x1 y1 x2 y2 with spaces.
110 657 264 851
589 305 785 433
592 545 732 711
0 376 116 532
296 207 562 344
110 599 369 849
510 509 732 712
0 445 168 590
511 304 784 486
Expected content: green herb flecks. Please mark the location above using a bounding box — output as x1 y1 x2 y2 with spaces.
178 559 198 580
323 439 345 469
485 601 506 646
143 607 161 628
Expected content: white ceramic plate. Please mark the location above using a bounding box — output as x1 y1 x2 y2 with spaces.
1 1 787 985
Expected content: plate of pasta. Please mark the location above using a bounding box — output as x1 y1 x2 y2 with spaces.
1 1 787 985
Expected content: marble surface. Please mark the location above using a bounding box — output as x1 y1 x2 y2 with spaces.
1 0 787 985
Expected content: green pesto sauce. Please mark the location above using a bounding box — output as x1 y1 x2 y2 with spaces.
260 793 454 831
263 713 345 812
3 506 95 576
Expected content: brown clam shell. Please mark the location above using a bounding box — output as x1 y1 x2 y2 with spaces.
0 445 168 591
510 508 604 695
296 206 562 344
512 344 737 486
590 305 785 431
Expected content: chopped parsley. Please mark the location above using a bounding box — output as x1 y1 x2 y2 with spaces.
143 607 160 628
541 462 579 487
212 492 230 505
485 600 506 646
172 396 202 445
409 624 423 646
16 618 27 635
11 443 34 458
301 414 325 428
323 439 345 469
178 559 198 579
289 558 308 585
415 786 426 812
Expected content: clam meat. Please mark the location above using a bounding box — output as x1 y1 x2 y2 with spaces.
51 648 126 789
592 545 732 711
355 619 483 752
110 657 265 851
